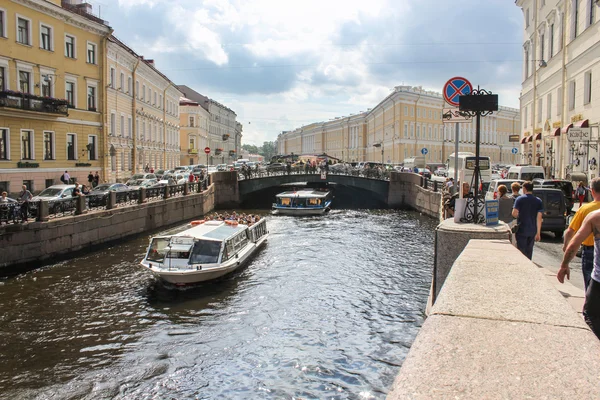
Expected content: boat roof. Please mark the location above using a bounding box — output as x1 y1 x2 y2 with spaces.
276 189 330 198
171 220 247 241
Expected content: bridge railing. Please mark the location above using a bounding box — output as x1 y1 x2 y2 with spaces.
237 167 395 181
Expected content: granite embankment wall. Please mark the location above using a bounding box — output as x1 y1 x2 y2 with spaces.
0 185 215 269
387 239 600 399
388 172 442 218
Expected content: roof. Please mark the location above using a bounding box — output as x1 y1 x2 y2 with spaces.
174 220 247 241
276 190 330 199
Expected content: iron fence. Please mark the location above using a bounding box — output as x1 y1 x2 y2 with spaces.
168 184 185 198
145 187 163 202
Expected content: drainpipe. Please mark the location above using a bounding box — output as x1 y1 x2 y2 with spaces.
414 88 422 156
101 30 113 181
131 57 140 173
163 83 172 169
559 4 568 178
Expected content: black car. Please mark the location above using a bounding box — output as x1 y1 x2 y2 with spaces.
266 163 286 172
88 183 130 207
533 179 574 213
533 188 567 239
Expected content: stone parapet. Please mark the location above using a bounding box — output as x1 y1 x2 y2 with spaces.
387 239 600 399
388 172 441 218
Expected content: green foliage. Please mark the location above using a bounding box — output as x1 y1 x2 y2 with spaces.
241 141 277 160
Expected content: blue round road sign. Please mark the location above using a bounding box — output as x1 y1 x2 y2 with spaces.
421 148 428 155
443 77 473 107
512 148 518 154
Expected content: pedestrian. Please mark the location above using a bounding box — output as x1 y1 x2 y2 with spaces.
189 173 194 183
497 185 515 224
511 181 543 260
443 182 471 218
87 171 94 186
562 177 600 291
73 182 81 196
0 191 8 204
60 170 70 184
18 185 32 223
576 182 586 207
510 182 521 199
81 184 90 195
558 209 600 339
144 164 150 173
150 167 154 174
93 171 100 188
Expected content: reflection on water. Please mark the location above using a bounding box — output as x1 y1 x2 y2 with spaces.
0 210 436 399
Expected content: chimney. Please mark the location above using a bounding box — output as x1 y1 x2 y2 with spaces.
145 59 155 66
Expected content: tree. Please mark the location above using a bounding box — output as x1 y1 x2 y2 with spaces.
241 144 259 154
260 141 277 160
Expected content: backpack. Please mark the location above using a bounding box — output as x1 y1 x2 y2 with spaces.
60 173 66 183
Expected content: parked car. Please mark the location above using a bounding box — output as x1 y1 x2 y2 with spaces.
486 179 524 200
126 173 157 185
127 179 158 189
31 185 76 202
533 188 567 239
87 183 130 207
266 162 286 172
414 167 432 179
533 179 574 213
216 164 228 172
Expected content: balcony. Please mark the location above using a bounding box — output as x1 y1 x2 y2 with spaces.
188 148 198 154
0 91 69 116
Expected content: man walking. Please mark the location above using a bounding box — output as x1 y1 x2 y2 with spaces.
558 211 600 339
563 177 600 291
18 185 32 223
61 170 70 184
511 181 543 259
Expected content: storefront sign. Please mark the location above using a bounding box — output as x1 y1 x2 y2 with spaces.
552 121 561 128
571 114 584 123
485 199 499 226
567 127 591 142
509 134 520 142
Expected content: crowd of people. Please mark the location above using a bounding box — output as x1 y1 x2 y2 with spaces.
204 211 262 226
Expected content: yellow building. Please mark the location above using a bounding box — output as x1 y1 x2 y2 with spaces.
0 0 112 194
106 36 182 182
277 86 520 165
179 96 209 166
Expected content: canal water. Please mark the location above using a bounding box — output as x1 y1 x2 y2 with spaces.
0 210 436 400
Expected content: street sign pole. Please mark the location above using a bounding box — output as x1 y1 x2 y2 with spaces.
454 122 459 191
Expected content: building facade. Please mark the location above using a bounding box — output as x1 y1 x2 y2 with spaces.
516 0 599 179
0 0 111 194
177 85 241 166
277 86 520 165
179 96 209 166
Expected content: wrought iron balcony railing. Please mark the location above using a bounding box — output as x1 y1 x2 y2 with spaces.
0 91 69 115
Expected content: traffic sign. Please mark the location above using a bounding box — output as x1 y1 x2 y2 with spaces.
511 148 518 154
443 77 472 107
204 147 211 154
442 108 472 124
421 148 428 155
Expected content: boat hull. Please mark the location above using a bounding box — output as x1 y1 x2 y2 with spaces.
142 235 268 285
273 207 329 216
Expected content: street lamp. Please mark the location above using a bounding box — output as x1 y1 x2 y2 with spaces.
373 142 383 165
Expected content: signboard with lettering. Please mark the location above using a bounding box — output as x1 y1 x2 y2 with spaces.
485 199 499 226
567 127 591 142
509 134 520 142
465 156 490 170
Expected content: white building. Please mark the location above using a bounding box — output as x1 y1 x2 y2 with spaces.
516 0 599 179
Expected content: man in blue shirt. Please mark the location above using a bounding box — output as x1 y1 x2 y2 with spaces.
511 181 543 259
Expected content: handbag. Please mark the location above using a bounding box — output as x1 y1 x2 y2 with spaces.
511 222 520 234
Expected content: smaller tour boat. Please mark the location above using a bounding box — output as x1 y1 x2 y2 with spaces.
272 189 332 216
140 219 268 286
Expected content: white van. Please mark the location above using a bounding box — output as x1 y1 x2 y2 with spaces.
506 165 545 181
403 156 426 169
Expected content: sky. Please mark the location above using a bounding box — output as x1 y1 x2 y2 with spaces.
95 0 524 146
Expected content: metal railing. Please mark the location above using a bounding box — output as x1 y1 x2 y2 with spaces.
237 167 394 181
248 218 268 243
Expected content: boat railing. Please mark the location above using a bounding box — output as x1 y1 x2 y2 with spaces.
248 218 268 243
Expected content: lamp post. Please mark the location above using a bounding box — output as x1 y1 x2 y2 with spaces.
373 142 383 165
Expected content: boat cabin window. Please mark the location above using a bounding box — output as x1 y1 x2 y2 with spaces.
308 198 320 206
147 238 169 262
190 240 222 264
280 197 291 206
223 240 235 261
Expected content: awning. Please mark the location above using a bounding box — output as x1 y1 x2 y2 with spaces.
552 127 561 136
520 136 528 144
527 135 534 142
574 119 589 128
561 123 573 135
534 132 542 140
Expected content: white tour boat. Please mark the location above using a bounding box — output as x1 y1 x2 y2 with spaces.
272 189 332 216
140 218 268 285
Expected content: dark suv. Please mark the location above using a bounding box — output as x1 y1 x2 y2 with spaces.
533 179 574 213
533 188 567 239
266 163 286 172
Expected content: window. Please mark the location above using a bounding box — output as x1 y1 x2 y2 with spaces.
109 68 115 88
142 84 145 101
549 24 554 57
547 93 552 120
190 116 194 127
21 130 33 160
87 86 96 111
128 116 132 138
121 151 125 171
0 128 9 160
110 112 116 135
120 72 124 91
86 42 96 64
573 0 580 39
17 17 30 45
416 125 420 138
0 66 5 91
88 135 97 160
67 134 76 160
19 70 30 93
0 10 5 38
135 80 139 98
584 71 592 105
65 81 75 107
127 77 132 94
43 131 54 160
524 48 530 78
557 87 563 116
65 34 75 58
410 107 414 117
40 24 52 51
540 33 545 62
41 74 51 97
524 106 528 128
154 92 157 105
568 80 576 110
591 0 596 26
120 115 125 137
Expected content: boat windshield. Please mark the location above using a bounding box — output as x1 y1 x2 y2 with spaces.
190 240 222 264
147 238 169 262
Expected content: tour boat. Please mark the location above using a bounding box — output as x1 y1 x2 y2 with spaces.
140 219 268 285
272 189 332 216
